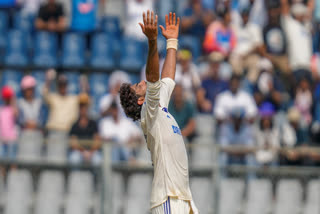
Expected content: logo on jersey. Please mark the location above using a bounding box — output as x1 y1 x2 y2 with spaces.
162 107 168 113
172 125 182 135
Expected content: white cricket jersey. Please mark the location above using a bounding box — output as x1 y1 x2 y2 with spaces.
140 78 193 209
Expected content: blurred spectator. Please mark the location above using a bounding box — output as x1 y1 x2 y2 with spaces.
253 58 285 110
281 0 313 81
214 75 257 122
99 100 143 162
175 48 201 102
255 102 280 166
203 7 236 56
124 0 154 41
19 0 46 16
259 3 290 81
99 71 131 117
35 0 67 32
196 52 228 113
43 70 79 133
18 76 44 130
70 0 105 32
69 93 102 165
180 0 214 38
169 84 196 142
218 108 255 166
230 5 262 83
311 46 320 81
0 86 18 160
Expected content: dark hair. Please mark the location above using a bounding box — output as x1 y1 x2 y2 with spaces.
119 83 142 121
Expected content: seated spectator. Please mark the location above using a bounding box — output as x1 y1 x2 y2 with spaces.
175 48 201 102
281 0 313 82
230 5 262 83
218 108 255 166
169 84 196 142
180 0 214 38
124 0 154 41
18 76 44 130
203 7 236 57
196 52 228 113
253 58 285 110
43 70 79 134
19 0 46 16
259 3 289 74
99 71 131 117
69 93 102 165
99 100 143 162
0 86 18 160
35 0 67 32
255 102 280 166
214 74 258 123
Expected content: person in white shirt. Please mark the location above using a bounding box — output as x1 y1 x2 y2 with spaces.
280 0 312 80
119 11 198 214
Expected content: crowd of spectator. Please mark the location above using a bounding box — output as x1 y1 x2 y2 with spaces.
0 0 320 169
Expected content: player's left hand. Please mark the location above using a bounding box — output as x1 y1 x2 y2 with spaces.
160 12 180 39
139 10 158 41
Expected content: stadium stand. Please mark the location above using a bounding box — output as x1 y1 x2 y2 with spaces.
33 31 58 68
119 38 145 72
4 30 29 67
61 33 86 68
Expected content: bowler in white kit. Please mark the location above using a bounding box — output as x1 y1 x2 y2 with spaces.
119 10 198 214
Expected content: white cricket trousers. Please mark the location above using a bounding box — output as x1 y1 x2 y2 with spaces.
151 197 198 214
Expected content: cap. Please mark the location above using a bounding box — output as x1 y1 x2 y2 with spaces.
78 93 91 105
1 86 14 100
178 49 192 61
208 52 224 63
291 3 308 16
21 75 36 90
259 102 275 118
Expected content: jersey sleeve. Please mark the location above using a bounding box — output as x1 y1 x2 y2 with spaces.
144 80 161 130
159 78 176 108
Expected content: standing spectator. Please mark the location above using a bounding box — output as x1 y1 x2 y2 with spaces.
19 0 46 16
69 93 102 165
35 0 67 32
99 71 131 117
175 48 201 102
124 0 154 41
203 7 236 56
180 0 214 38
99 100 143 162
0 86 18 160
196 52 228 113
43 70 79 133
214 75 258 122
230 5 262 83
169 84 196 142
281 0 313 81
18 76 44 130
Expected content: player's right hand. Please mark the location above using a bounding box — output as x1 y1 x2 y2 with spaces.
139 10 158 41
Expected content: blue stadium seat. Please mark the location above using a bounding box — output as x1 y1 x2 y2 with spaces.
0 11 9 32
119 38 144 71
100 16 121 36
89 72 109 97
13 13 34 32
4 30 29 67
64 71 80 94
89 33 115 70
31 71 46 97
179 35 201 61
33 32 58 68
0 70 23 94
129 73 140 84
157 35 166 57
61 33 86 68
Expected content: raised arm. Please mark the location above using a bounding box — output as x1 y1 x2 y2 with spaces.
281 0 290 16
139 11 159 83
160 12 180 80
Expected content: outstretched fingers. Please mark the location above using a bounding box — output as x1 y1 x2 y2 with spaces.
169 12 172 25
176 17 180 27
155 14 158 27
143 12 147 25
147 10 150 25
173 13 176 25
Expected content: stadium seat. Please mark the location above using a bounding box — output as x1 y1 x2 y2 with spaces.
88 72 109 116
0 173 4 204
35 198 60 214
157 35 166 57
0 11 9 32
61 33 86 68
31 70 46 97
129 73 140 84
4 199 30 214
46 131 68 163
17 130 43 161
13 13 34 32
100 16 121 36
245 179 273 214
68 171 94 200
195 114 215 137
179 36 201 62
120 38 145 72
303 180 320 214
65 198 90 214
38 170 65 196
4 30 29 67
218 179 245 214
112 172 125 214
33 31 58 68
90 33 115 70
191 140 215 167
191 177 214 214
65 71 81 94
0 70 23 94
274 179 302 214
